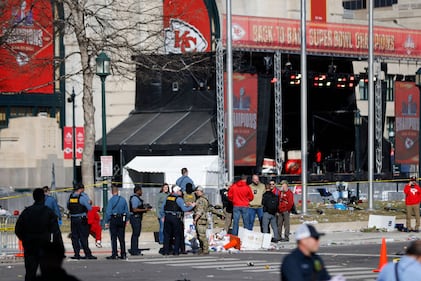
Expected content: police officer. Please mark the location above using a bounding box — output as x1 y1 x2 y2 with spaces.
193 186 209 255
105 186 129 259
162 185 195 256
43 185 62 225
67 183 97 260
15 188 62 281
281 224 330 281
129 185 150 256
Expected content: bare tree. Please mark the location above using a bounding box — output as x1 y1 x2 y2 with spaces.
54 0 166 198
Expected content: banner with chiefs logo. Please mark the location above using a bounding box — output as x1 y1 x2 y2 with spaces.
0 0 54 93
63 126 84 160
223 14 421 59
163 0 211 53
224 73 258 166
395 82 420 164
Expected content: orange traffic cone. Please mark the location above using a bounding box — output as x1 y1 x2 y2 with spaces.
15 239 24 257
373 237 388 272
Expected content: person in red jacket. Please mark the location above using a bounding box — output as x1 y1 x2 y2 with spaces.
404 176 421 232
273 180 294 241
228 175 254 235
87 205 102 247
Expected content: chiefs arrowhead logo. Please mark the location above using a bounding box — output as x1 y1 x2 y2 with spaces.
164 18 208 54
232 24 246 41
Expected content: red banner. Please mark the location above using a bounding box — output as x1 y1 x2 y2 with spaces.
224 73 258 166
163 0 211 53
223 15 421 59
395 82 420 164
75 127 84 159
311 0 326 23
0 0 54 93
63 126 84 160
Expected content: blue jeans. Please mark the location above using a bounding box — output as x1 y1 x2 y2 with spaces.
158 217 164 244
232 206 250 236
248 207 263 230
262 212 279 240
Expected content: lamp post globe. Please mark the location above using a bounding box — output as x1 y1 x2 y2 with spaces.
95 51 111 216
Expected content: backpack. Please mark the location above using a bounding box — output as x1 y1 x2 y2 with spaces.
265 192 278 215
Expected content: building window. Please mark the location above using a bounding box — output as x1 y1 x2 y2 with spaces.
386 75 394 102
343 0 397 10
359 80 368 100
0 107 7 128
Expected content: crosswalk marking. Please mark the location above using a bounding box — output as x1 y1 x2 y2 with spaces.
132 255 379 280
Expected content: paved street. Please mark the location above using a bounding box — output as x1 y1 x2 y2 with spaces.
0 242 409 281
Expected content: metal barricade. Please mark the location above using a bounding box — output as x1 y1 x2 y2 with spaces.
0 215 18 256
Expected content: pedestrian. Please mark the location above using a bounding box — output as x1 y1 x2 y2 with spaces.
193 186 210 255
248 174 265 231
262 181 279 242
162 185 195 255
183 182 196 204
105 186 129 259
87 205 102 247
273 180 294 241
377 240 421 281
228 175 254 235
156 183 170 244
404 176 421 232
281 224 331 281
219 182 233 233
15 188 63 281
176 167 195 192
129 185 150 256
67 183 97 260
35 241 81 281
43 186 62 226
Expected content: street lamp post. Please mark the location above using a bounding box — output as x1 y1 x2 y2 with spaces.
96 52 111 213
389 127 395 177
354 110 362 200
67 87 77 188
415 68 421 181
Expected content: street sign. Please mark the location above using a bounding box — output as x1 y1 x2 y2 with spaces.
101 156 113 177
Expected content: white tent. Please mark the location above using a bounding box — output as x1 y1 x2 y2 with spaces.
123 155 220 189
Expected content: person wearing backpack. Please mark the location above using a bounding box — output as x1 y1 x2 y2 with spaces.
262 180 279 242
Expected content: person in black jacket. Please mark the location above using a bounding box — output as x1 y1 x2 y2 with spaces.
219 183 233 233
15 188 63 281
262 181 279 242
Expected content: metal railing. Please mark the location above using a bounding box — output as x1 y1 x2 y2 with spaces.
0 215 19 256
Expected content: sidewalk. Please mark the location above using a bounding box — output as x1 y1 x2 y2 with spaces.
63 219 418 257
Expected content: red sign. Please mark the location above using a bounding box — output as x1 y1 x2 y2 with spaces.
395 82 419 164
224 73 258 166
63 126 84 160
0 0 54 93
75 127 84 159
163 0 211 53
311 0 326 23
223 15 421 59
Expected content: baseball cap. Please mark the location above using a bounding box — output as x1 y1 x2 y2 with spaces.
410 176 417 181
172 185 181 193
295 224 324 240
195 186 204 192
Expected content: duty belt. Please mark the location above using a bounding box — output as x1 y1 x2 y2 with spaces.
165 211 181 216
